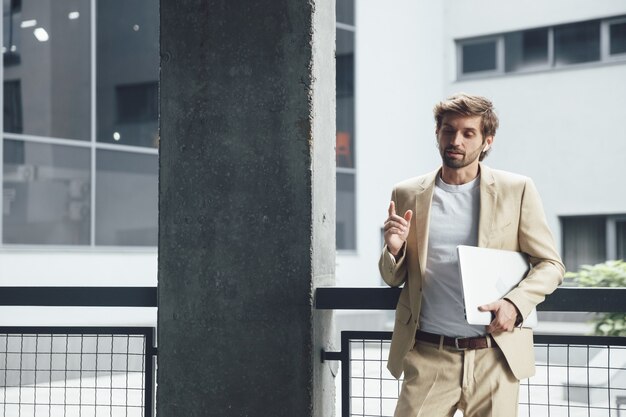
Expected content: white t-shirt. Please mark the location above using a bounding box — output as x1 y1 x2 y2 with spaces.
419 175 486 337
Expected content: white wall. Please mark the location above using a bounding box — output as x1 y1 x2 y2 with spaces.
445 0 626 252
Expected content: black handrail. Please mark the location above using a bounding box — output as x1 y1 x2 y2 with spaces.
314 286 626 312
0 287 157 307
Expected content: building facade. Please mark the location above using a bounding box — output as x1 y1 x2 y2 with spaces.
337 0 626 288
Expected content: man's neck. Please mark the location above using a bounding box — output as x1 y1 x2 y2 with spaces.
440 164 480 185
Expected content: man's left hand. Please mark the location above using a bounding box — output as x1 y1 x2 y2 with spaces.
479 299 520 334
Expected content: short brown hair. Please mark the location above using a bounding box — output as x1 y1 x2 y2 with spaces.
433 93 499 160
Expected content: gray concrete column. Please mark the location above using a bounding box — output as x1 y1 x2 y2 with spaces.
158 1 336 416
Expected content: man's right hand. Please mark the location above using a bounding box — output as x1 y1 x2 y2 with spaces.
384 201 413 257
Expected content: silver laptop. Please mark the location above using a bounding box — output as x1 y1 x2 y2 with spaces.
457 245 537 329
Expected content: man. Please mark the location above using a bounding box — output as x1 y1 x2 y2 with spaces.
379 93 564 417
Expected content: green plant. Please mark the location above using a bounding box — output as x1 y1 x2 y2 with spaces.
564 260 626 337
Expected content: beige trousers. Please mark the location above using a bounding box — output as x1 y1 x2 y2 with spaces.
394 339 519 417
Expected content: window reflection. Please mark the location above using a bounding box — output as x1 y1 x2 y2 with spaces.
336 26 356 251
97 0 158 148
2 139 91 244
337 173 356 250
336 29 354 169
95 150 157 246
2 0 91 140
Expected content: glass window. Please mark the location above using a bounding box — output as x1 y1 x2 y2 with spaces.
617 221 626 260
561 216 606 272
4 79 22 133
609 21 626 56
336 26 356 251
95 150 157 246
462 40 497 74
336 0 354 26
555 21 600 66
97 0 159 148
505 28 549 72
337 173 355 250
3 139 91 244
3 0 91 140
337 29 354 169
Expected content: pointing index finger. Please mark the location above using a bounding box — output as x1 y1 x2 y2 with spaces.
388 201 396 217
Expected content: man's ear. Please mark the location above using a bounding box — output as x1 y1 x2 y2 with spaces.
483 135 494 151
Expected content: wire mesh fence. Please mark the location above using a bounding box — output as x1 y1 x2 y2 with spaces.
0 328 155 417
342 332 626 417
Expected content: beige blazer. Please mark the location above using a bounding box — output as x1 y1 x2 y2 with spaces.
379 164 565 380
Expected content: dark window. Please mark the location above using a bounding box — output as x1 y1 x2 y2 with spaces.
336 0 354 26
505 28 549 72
3 80 22 133
97 0 159 147
610 21 626 56
336 30 355 170
116 82 158 124
462 41 497 73
554 21 601 65
617 221 626 260
561 216 606 272
336 25 356 251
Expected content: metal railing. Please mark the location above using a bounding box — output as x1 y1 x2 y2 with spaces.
0 287 157 417
317 287 626 417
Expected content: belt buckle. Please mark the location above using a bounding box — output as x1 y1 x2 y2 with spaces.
454 337 467 351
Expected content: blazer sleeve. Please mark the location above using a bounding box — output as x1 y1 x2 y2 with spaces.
378 187 409 287
504 179 565 320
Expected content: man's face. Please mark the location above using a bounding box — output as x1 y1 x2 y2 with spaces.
436 114 493 169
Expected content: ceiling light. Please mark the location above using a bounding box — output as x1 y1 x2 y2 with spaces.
133 24 140 31
113 132 121 141
33 28 49 42
10 45 16 52
68 11 80 20
21 19 37 28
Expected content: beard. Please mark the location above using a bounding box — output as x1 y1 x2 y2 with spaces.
440 145 483 169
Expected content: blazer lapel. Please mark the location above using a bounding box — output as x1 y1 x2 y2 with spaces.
478 163 497 248
414 169 438 278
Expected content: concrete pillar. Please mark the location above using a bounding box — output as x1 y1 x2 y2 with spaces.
158 1 336 416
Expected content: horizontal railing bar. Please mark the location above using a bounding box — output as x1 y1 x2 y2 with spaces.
0 326 155 335
0 287 157 307
337 330 626 346
315 287 626 312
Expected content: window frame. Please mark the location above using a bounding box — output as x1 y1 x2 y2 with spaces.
602 16 626 61
457 15 626 81
0 0 159 251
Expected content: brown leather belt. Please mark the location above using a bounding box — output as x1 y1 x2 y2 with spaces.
416 330 494 350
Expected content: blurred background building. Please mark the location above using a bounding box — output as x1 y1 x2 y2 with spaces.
1 0 625 332
334 0 626 333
